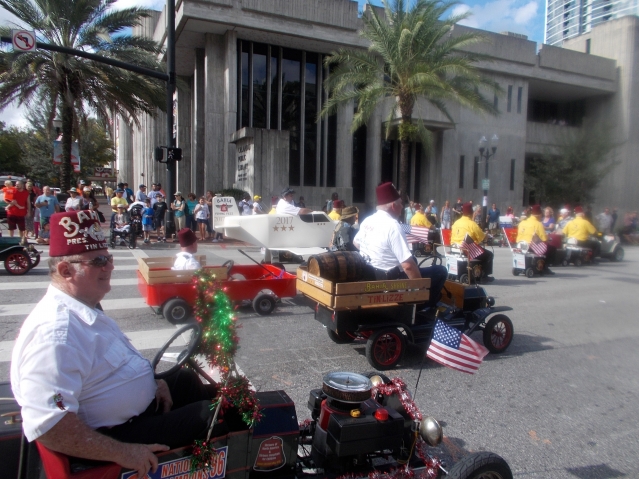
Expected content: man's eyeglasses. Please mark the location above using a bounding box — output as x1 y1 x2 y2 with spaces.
68 255 114 268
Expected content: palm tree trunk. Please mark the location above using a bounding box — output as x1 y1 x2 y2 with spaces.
60 102 74 191
398 117 412 204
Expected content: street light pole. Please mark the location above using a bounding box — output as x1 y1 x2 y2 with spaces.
478 134 498 229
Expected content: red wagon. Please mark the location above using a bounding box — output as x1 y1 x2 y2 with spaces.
137 256 297 324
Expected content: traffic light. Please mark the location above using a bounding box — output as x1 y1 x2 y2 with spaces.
167 147 182 161
154 146 164 162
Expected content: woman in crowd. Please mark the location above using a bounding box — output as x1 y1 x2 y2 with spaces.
186 193 198 231
193 196 210 241
542 207 556 233
24 181 38 239
440 200 452 229
172 191 186 232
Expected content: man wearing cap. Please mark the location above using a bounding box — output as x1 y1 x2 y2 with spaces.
5 180 30 242
276 187 312 215
410 203 432 228
172 228 201 270
330 206 359 251
328 200 344 221
135 184 148 203
252 195 266 214
451 202 495 281
563 206 599 256
516 205 556 273
110 188 128 213
557 207 572 232
123 183 134 204
429 200 438 215
147 183 163 207
354 183 447 307
11 210 225 478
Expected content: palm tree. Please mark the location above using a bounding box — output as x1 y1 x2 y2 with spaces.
0 0 166 190
320 0 498 201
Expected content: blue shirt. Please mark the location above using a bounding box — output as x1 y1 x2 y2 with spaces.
35 194 59 218
488 208 500 223
142 206 155 226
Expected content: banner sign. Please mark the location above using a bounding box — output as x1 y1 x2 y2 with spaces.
53 141 81 173
213 196 240 229
120 447 227 479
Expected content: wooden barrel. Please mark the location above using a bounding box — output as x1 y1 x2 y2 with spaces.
307 251 366 283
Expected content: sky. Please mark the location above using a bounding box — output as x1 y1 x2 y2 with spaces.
0 0 545 129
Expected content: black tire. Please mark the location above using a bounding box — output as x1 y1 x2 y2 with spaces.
4 251 31 275
327 328 355 344
162 298 192 325
574 257 582 266
253 294 276 315
483 314 514 354
511 268 520 276
613 246 624 262
525 267 535 278
458 273 469 285
561 259 569 267
365 328 406 370
447 451 513 479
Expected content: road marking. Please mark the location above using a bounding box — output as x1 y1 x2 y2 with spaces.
0 278 139 291
0 327 178 362
0 297 148 317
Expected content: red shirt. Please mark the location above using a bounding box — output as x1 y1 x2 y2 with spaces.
7 189 30 217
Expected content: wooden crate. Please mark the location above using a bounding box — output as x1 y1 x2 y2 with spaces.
138 256 227 284
297 267 430 310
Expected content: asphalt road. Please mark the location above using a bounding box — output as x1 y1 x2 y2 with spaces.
1 239 638 479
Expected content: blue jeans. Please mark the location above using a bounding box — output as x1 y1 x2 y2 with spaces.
398 264 448 307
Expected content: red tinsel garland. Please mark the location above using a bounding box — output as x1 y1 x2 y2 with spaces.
371 377 423 422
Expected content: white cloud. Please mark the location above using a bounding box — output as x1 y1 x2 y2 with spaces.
0 102 30 129
111 0 165 10
456 0 540 38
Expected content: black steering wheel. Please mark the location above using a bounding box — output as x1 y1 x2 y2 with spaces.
152 323 202 379
222 260 234 276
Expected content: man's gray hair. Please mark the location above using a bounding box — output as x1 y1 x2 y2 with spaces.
48 255 85 276
377 198 402 212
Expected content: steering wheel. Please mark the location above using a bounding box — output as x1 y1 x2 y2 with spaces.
152 323 202 379
222 260 234 276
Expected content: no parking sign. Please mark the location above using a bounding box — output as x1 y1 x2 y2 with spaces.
11 30 36 52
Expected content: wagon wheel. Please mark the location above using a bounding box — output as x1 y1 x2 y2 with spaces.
483 314 514 354
4 251 32 275
365 328 405 370
27 248 40 268
446 451 513 479
327 328 355 344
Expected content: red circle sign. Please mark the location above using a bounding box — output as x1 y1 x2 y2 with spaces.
12 30 36 52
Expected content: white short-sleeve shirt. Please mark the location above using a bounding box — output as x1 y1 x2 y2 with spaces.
11 286 157 441
354 210 413 270
275 198 301 215
172 252 201 270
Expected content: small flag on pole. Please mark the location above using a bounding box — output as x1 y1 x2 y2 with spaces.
400 224 431 243
427 320 489 374
463 234 485 259
529 234 548 256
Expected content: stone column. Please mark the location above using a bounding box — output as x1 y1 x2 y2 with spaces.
336 100 354 188
204 33 225 193
176 80 192 194
192 48 206 195
365 105 383 209
224 30 238 188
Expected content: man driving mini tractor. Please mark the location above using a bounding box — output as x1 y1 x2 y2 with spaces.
10 210 225 478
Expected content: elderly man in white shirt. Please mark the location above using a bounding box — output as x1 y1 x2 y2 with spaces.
11 210 219 479
354 182 447 307
275 186 312 215
172 228 201 270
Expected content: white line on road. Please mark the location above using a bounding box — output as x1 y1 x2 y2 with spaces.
0 297 148 317
0 278 139 291
0 327 177 362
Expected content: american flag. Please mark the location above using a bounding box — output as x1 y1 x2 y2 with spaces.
427 320 489 374
530 234 548 256
463 234 485 259
400 224 431 243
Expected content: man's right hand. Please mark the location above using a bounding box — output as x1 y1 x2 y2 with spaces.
116 443 170 479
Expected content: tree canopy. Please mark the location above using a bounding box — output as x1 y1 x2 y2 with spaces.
524 120 618 208
0 0 166 190
320 0 498 200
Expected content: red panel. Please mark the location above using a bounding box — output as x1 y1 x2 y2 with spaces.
36 441 120 479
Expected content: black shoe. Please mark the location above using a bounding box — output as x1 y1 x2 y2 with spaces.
543 268 555 275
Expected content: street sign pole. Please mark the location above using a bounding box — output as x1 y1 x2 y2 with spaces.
165 0 177 238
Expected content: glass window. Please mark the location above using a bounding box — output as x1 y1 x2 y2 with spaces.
252 43 268 129
517 87 523 114
270 47 280 130
304 53 318 186
282 48 302 185
507 85 512 113
459 155 465 188
473 156 479 189
352 126 367 202
240 42 250 129
510 159 516 190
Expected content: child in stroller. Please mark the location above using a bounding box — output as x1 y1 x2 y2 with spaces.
110 204 136 248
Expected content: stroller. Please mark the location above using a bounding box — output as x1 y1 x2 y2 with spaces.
128 202 144 239
109 209 137 249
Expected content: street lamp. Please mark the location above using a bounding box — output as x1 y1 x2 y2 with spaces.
52 117 62 138
478 134 498 228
